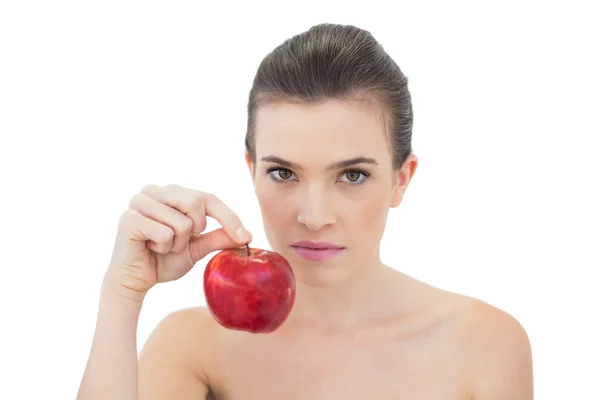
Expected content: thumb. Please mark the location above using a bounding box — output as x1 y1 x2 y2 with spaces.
189 227 252 261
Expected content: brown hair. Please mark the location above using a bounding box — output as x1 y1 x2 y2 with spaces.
245 23 414 170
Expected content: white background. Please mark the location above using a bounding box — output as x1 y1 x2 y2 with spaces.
1 1 598 398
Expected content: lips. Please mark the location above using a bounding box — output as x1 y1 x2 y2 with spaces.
291 240 344 250
291 240 345 262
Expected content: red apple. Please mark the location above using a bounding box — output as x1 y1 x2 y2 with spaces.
203 244 296 333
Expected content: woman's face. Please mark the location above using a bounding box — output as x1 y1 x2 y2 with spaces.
246 99 417 287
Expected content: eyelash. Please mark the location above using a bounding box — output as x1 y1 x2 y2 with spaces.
265 167 371 186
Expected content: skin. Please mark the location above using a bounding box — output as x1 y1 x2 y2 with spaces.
77 99 533 400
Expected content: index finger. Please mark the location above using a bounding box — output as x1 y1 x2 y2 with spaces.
199 192 251 244
143 184 250 244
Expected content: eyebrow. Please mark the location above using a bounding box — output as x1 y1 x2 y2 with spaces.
260 155 379 171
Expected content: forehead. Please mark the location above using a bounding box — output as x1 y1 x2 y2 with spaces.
254 99 390 164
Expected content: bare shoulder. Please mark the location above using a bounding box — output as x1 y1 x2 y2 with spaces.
138 306 222 399
418 288 534 399
452 296 534 400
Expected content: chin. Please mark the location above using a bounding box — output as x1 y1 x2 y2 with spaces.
295 274 344 288
285 251 355 288
295 267 358 288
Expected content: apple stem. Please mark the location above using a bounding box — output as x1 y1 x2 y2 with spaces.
245 243 250 257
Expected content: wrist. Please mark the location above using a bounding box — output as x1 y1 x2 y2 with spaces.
96 282 145 331
101 274 149 306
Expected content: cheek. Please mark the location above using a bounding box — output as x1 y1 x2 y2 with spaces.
255 184 294 227
349 185 391 236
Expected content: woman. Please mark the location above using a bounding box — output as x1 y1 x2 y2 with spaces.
77 23 533 399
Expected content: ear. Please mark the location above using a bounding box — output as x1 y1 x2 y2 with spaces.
390 154 418 208
245 152 255 182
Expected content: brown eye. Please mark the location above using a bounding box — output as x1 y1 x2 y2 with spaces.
339 170 369 185
267 168 296 183
278 170 292 180
345 171 361 182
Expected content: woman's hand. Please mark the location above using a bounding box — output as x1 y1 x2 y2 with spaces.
104 184 252 301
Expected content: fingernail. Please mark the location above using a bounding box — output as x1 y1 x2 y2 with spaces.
236 227 247 242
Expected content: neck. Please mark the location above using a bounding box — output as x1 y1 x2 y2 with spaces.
285 258 400 335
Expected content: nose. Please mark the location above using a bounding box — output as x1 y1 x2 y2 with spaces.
296 184 336 231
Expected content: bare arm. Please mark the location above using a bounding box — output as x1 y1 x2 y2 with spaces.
76 282 146 400
77 282 211 400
